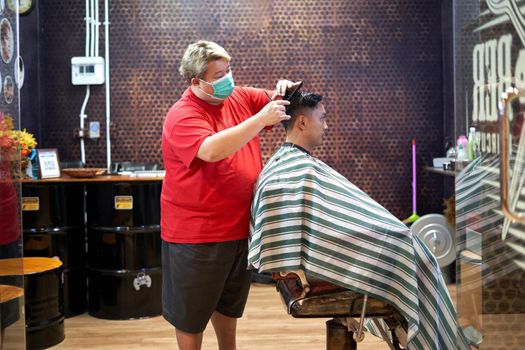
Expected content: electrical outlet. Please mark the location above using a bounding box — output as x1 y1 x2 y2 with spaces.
73 128 86 138
89 121 100 139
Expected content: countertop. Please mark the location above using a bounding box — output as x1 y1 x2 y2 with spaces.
21 174 164 183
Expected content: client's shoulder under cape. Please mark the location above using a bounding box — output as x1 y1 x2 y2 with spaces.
256 145 399 226
258 145 349 190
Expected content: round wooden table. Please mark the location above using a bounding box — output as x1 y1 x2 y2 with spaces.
0 257 62 276
0 284 24 347
0 257 65 350
0 284 24 301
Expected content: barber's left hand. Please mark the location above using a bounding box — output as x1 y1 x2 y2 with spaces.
274 80 302 99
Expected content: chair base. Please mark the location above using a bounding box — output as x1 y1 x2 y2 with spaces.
326 319 357 350
276 278 406 350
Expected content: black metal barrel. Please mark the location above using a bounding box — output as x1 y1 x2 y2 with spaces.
0 284 23 337
22 183 87 318
24 258 65 350
0 257 65 350
86 181 162 320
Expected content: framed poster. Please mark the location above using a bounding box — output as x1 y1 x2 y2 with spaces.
37 148 61 178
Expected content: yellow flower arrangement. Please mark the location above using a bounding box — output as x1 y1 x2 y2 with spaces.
0 115 38 178
0 115 16 151
12 129 37 156
0 115 37 157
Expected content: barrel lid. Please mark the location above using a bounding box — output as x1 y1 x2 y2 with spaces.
0 284 24 302
0 257 62 276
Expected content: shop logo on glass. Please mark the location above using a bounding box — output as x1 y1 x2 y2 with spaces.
133 272 152 291
481 0 525 46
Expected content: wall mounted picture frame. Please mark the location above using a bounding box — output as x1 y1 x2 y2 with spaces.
0 18 13 64
7 0 33 15
37 148 61 179
14 56 23 88
4 75 13 103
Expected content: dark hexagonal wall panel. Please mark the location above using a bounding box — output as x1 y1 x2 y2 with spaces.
37 0 445 218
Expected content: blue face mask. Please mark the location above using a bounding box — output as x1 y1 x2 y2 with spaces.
199 71 234 99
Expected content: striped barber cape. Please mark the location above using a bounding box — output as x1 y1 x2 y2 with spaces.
249 144 467 350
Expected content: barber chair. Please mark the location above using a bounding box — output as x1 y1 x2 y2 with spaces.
274 270 408 350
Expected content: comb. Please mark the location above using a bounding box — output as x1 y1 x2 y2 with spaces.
284 81 303 102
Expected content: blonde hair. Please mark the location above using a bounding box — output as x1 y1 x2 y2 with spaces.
179 40 231 84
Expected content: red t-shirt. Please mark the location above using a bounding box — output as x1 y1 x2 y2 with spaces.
161 86 270 243
0 161 20 246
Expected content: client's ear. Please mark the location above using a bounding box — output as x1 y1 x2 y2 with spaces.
191 77 200 86
298 115 306 131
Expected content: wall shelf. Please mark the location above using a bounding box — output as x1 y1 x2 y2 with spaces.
424 166 457 177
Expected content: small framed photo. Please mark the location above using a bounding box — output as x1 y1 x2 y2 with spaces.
7 0 34 16
37 148 61 179
0 18 13 64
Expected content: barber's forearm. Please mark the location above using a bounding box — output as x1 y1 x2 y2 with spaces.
196 115 265 162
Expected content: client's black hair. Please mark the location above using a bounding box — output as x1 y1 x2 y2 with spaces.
282 90 323 131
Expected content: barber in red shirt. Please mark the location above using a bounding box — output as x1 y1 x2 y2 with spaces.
161 40 299 350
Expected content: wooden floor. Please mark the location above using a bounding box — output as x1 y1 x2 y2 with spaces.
48 283 389 350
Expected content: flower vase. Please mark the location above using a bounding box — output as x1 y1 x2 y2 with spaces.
20 157 30 178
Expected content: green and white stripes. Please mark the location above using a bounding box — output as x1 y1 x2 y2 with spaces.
249 145 467 350
456 154 525 310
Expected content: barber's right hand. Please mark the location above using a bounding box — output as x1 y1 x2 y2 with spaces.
256 100 291 126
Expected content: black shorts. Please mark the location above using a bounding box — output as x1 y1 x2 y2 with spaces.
161 239 252 333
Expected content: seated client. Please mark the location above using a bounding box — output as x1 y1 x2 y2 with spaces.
248 90 468 350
